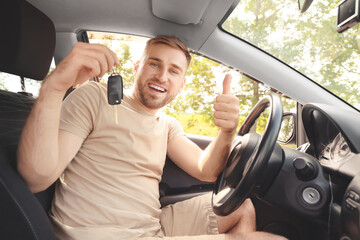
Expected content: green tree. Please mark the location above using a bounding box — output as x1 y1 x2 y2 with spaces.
164 54 220 134
222 0 283 116
90 34 134 88
223 0 360 108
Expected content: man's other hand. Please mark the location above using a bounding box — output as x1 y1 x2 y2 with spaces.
213 74 239 135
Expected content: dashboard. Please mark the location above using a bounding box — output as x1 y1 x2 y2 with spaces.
318 132 352 166
301 103 360 239
302 104 360 175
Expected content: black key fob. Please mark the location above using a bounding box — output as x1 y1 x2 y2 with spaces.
107 74 123 105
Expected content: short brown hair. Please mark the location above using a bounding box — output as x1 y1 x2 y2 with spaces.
143 35 191 67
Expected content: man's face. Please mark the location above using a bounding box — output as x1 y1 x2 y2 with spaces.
132 44 188 113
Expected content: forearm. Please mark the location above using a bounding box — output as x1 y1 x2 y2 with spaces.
198 129 235 181
197 73 239 181
17 79 66 192
17 43 118 192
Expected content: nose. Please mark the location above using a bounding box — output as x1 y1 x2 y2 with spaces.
156 67 167 83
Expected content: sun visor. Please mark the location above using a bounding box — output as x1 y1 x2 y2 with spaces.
152 0 211 25
0 1 55 80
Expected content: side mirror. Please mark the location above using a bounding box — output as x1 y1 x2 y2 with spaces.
298 0 314 13
278 112 296 145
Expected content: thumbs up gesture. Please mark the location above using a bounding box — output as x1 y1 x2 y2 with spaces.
213 74 239 134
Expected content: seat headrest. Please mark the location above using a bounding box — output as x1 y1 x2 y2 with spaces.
0 0 55 80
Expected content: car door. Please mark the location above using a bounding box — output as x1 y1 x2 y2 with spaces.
160 134 215 206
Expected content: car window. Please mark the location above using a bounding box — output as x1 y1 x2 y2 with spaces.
88 32 296 139
0 59 55 97
222 0 360 111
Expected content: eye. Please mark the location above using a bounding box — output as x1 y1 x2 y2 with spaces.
170 69 179 75
150 62 159 68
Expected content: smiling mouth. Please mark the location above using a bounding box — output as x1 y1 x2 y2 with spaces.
148 83 166 93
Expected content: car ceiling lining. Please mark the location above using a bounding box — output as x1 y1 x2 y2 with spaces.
151 0 212 25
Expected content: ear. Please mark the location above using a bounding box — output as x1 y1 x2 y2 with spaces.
134 60 140 74
178 77 186 93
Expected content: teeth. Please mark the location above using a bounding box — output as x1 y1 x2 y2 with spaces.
149 84 165 92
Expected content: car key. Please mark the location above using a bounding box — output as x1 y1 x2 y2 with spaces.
107 72 123 124
107 73 123 105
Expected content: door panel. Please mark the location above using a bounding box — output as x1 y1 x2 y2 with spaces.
160 134 215 206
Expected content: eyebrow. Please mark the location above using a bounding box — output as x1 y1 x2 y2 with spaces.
148 57 184 73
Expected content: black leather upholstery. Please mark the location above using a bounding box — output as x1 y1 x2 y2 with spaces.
0 161 55 240
0 90 35 153
0 90 56 240
0 1 57 239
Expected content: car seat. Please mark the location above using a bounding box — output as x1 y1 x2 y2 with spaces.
0 1 57 239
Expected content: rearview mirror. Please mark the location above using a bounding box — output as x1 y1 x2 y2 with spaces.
298 0 314 13
278 112 296 144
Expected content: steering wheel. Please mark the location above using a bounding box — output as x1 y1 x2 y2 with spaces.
212 94 283 216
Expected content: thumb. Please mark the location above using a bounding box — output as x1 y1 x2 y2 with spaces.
222 73 232 95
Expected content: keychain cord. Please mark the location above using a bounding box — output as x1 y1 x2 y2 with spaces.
114 105 118 125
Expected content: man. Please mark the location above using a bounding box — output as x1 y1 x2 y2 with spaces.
18 35 285 240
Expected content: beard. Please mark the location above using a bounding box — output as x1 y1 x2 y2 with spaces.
134 78 177 110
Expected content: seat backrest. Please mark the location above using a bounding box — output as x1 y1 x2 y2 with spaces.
0 1 57 239
0 1 55 80
0 90 56 240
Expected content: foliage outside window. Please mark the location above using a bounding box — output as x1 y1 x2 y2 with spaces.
88 32 296 138
223 0 360 111
0 59 55 97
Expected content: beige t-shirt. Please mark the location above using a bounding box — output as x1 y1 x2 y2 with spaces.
50 81 185 240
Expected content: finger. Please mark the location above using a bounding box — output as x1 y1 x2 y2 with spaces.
80 43 118 71
75 56 102 83
51 54 102 91
84 51 108 77
94 44 118 71
214 111 239 126
71 43 108 76
216 94 239 104
214 118 227 128
84 58 102 78
214 118 237 130
222 73 232 95
213 102 229 112
110 50 120 66
213 102 239 113
214 111 232 120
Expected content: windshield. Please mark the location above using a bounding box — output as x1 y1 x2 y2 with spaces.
222 0 360 110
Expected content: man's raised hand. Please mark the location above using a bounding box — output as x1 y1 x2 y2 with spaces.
44 42 119 94
213 74 240 135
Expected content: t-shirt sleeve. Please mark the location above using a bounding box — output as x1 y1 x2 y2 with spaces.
167 115 186 142
60 82 101 139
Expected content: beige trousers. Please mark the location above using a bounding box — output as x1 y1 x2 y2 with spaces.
139 193 226 240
